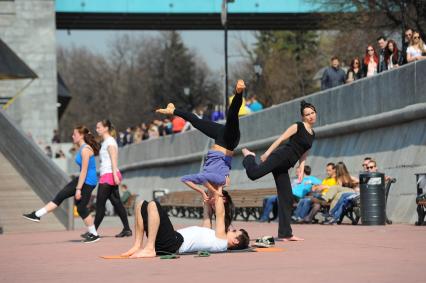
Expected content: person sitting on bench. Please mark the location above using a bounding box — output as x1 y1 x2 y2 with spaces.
122 186 250 258
120 184 132 204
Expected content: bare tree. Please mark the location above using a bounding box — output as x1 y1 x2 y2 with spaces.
57 32 221 141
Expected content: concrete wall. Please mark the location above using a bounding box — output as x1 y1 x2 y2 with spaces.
0 0 57 144
109 60 426 224
0 109 72 229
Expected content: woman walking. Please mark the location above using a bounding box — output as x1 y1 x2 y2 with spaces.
23 126 101 243
93 120 132 238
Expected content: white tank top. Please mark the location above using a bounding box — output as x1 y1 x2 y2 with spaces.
177 226 228 254
99 136 118 176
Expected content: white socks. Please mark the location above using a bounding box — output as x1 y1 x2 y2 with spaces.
35 208 47 218
88 225 98 236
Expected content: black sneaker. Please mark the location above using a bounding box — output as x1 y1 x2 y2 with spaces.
83 233 100 243
80 231 90 239
115 229 132 238
22 211 40 222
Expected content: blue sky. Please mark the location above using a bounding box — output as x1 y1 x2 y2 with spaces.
56 30 256 72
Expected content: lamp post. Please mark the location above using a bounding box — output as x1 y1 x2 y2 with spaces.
221 0 234 115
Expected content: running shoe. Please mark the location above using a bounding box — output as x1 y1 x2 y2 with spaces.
80 231 90 239
22 211 40 222
83 233 100 243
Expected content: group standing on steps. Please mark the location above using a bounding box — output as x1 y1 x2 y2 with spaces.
22 79 317 252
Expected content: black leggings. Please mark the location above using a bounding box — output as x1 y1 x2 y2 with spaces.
141 201 184 255
242 148 296 238
94 183 130 230
52 178 95 220
173 91 242 151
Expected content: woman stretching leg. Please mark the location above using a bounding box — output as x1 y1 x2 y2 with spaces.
23 126 101 243
242 100 317 241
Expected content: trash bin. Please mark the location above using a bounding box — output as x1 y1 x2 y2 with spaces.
359 172 386 225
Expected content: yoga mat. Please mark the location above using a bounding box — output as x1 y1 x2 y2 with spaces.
101 247 283 259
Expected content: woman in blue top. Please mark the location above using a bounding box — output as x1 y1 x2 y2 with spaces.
23 126 101 243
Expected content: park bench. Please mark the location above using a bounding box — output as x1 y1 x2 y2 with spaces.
158 188 277 221
228 188 276 221
159 191 204 219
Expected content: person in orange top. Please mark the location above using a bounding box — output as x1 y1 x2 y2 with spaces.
172 116 186 133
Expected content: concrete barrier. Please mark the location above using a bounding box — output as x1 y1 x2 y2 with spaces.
0 110 72 229
109 60 426 224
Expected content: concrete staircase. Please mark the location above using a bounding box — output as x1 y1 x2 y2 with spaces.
0 152 63 233
0 109 72 230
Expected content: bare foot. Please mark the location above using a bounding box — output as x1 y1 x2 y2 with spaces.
242 148 255 157
236 79 246 94
282 235 304 242
155 103 175 115
121 245 141 257
130 248 156 258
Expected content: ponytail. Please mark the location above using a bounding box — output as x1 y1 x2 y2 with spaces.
84 132 101 156
222 190 235 232
75 125 101 156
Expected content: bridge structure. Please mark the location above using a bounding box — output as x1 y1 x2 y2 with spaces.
55 0 341 30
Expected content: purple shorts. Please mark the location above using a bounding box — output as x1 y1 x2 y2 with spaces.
181 150 232 186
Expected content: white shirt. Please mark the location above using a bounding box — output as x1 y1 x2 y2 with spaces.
99 136 118 175
177 226 228 254
407 46 424 58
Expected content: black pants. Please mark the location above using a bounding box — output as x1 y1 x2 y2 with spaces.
243 148 297 238
94 183 130 230
141 201 184 255
52 178 95 220
173 92 242 151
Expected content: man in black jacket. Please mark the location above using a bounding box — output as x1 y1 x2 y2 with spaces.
321 56 346 90
377 35 388 73
401 28 413 65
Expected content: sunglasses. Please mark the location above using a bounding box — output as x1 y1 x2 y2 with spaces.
354 62 359 64
367 166 375 169
413 36 420 39
368 49 374 52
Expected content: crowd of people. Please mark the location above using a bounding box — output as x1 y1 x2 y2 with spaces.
260 157 389 225
117 96 264 147
321 29 426 90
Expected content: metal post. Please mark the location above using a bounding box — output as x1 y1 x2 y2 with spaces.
224 24 229 115
221 0 230 115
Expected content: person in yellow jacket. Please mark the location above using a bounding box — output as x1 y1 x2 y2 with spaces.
312 162 337 195
229 93 251 116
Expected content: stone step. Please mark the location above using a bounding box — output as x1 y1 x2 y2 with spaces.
0 152 64 234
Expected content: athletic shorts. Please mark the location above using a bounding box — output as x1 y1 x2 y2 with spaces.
181 150 232 185
141 201 184 255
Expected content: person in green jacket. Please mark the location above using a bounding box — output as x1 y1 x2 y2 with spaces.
120 184 131 204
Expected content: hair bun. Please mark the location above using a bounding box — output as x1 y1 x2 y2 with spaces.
300 100 316 115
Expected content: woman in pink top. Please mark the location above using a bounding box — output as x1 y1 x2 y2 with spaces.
362 45 379 77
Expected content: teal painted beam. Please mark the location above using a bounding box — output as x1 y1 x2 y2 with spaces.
56 0 324 14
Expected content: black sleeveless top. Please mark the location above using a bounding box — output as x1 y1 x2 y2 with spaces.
284 121 315 160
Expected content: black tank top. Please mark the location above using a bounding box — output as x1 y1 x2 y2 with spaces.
285 121 315 158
